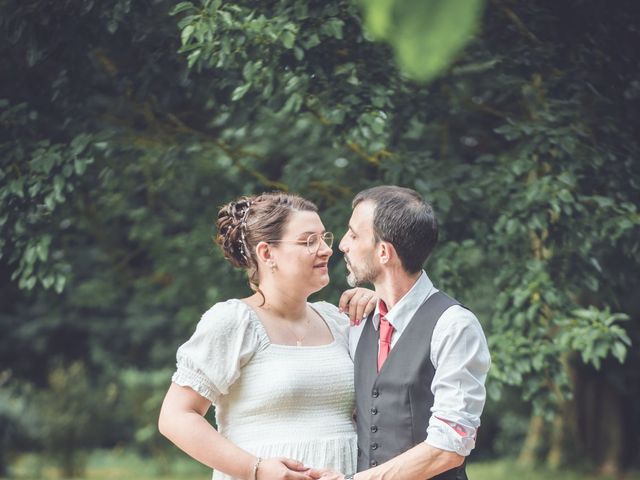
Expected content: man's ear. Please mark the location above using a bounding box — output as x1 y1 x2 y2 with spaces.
378 241 396 265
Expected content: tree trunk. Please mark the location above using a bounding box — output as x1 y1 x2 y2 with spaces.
597 385 623 476
547 354 579 469
573 361 625 474
517 414 546 466
546 412 565 469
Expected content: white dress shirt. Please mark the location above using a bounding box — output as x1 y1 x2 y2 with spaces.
349 271 491 456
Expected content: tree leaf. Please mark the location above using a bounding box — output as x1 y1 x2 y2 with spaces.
359 0 486 82
170 2 195 16
231 82 252 101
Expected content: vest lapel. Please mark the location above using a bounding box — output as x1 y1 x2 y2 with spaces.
374 296 434 375
354 313 379 385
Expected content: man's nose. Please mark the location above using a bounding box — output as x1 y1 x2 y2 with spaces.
338 235 348 253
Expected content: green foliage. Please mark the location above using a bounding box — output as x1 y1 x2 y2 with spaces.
0 100 93 293
359 0 486 81
34 362 99 477
556 308 630 369
479 70 640 411
119 369 177 465
0 377 31 476
1 0 640 471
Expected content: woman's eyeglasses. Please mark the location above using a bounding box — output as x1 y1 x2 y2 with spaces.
269 232 334 255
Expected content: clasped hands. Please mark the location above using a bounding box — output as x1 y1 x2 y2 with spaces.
256 457 346 480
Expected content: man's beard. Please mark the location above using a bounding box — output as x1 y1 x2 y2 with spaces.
345 256 379 287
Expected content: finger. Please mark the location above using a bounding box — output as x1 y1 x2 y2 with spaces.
349 290 371 325
281 457 308 472
339 288 357 313
286 473 314 480
347 297 360 325
319 474 342 480
345 289 361 323
305 468 325 479
356 293 374 323
364 293 377 317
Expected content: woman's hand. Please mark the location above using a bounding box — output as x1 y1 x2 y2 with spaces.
159 385 315 480
338 287 377 325
305 467 345 480
257 457 315 480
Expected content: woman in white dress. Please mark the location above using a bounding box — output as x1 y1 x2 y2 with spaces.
158 192 374 480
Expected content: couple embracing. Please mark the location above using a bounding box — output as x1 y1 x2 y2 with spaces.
158 185 491 480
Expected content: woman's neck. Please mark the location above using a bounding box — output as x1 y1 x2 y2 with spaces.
253 281 309 321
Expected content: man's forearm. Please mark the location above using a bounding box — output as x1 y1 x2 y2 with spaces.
355 443 464 480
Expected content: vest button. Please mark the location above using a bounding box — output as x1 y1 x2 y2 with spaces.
370 407 378 415
371 443 378 450
370 425 378 433
372 389 379 397
370 460 378 467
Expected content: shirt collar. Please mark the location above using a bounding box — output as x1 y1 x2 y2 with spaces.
372 270 435 334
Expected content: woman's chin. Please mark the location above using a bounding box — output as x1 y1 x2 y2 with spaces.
310 274 330 293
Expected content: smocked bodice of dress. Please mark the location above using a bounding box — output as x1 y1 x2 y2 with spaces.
172 299 357 480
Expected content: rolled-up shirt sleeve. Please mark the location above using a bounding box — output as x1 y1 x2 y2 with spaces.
425 305 491 456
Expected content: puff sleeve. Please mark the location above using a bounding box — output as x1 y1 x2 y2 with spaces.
171 300 268 405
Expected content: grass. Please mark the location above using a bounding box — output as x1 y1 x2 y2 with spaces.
5 450 640 480
468 461 640 480
6 449 210 480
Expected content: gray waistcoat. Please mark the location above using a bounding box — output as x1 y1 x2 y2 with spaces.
354 291 468 480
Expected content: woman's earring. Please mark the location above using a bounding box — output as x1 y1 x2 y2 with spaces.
269 262 276 273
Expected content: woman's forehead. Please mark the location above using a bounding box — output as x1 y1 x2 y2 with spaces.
283 210 324 236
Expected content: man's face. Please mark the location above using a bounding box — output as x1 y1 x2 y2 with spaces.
339 200 380 287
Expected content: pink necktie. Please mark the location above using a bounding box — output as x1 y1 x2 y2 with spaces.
377 301 394 372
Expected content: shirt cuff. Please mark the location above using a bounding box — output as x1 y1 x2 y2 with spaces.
425 417 477 456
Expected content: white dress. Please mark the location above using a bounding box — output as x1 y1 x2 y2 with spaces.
172 299 357 480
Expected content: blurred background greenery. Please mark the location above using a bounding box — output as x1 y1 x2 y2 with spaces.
1 0 639 478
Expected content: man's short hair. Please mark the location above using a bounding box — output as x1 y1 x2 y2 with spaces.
353 185 438 273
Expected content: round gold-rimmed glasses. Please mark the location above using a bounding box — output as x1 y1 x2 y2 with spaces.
269 232 334 255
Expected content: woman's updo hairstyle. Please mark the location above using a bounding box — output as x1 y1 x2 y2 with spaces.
216 191 318 290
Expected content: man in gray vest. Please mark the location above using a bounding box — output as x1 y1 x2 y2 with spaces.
317 185 490 480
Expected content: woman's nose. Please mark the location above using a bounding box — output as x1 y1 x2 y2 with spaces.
318 240 333 257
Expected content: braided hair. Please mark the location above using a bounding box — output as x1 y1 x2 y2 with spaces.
216 192 318 295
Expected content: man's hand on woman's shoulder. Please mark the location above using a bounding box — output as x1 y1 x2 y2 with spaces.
339 287 377 325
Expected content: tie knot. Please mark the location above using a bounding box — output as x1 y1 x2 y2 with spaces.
379 316 394 344
377 311 394 372
378 300 389 317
